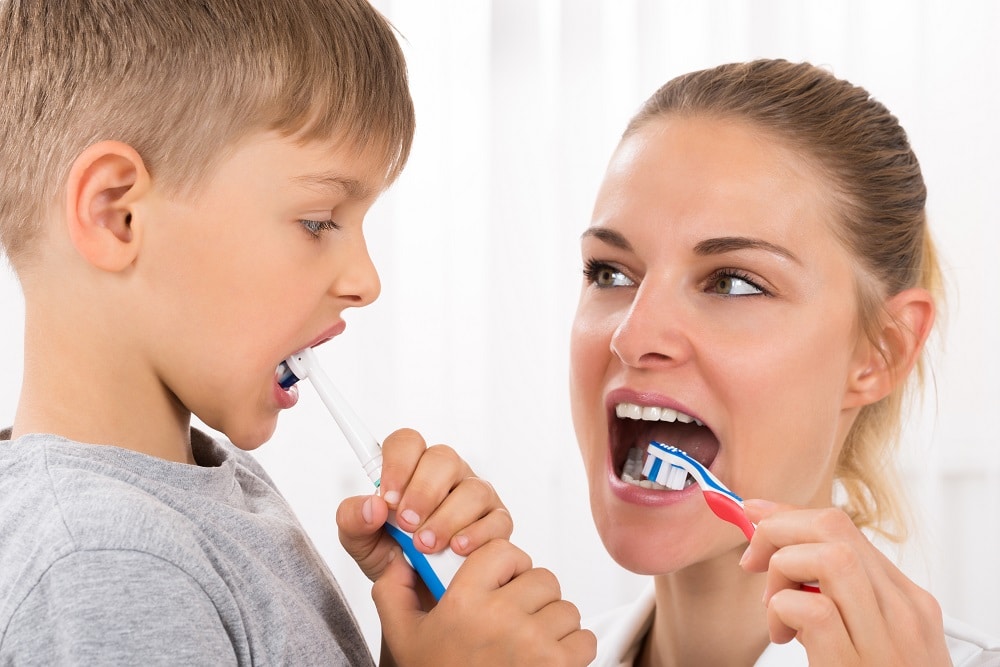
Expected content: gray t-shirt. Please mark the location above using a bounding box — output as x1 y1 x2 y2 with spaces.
0 428 374 666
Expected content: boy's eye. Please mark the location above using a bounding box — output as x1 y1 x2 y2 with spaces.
709 272 764 296
584 259 634 288
300 219 340 237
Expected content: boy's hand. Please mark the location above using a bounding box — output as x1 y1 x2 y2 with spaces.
740 500 951 667
336 428 513 584
374 539 597 667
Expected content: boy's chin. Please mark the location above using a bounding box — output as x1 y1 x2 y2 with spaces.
205 416 277 451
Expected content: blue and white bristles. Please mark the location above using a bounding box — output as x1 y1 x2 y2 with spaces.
644 441 743 504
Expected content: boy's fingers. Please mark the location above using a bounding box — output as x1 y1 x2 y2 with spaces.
560 628 599 664
394 443 472 531
450 539 533 592
448 507 513 555
413 476 510 553
378 428 428 506
531 599 585 641
336 493 394 580
495 566 564 614
371 553 423 631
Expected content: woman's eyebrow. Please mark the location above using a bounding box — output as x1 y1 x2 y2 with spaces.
694 236 802 265
580 227 632 251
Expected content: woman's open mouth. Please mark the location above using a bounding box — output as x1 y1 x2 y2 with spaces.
610 401 720 490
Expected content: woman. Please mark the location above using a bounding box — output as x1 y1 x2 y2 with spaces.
570 59 998 665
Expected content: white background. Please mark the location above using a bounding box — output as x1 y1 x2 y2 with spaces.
2 0 998 657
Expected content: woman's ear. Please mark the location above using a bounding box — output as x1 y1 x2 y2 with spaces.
64 140 151 272
843 288 936 409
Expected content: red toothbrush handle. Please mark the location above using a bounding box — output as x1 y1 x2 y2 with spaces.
703 491 822 593
703 490 755 541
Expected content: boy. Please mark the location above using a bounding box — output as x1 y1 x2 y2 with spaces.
0 1 595 664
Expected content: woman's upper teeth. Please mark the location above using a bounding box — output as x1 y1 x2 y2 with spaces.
615 402 702 427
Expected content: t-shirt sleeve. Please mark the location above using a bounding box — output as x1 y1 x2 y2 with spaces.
2 549 239 666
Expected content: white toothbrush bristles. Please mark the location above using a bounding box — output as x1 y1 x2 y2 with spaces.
664 464 688 490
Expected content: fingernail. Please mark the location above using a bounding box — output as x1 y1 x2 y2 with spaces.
362 496 373 524
418 530 436 548
454 534 470 552
744 498 778 513
400 509 420 525
383 490 401 506
739 545 751 567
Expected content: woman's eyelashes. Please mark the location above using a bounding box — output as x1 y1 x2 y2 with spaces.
299 218 341 238
583 257 770 297
705 269 768 297
583 258 635 288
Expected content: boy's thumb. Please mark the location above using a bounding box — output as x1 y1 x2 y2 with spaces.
337 494 395 581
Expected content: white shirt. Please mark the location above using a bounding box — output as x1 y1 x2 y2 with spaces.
588 587 1000 666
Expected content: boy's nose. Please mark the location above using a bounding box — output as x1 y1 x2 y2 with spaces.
610 283 693 369
331 239 381 307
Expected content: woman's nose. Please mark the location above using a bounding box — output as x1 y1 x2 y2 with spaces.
609 283 693 369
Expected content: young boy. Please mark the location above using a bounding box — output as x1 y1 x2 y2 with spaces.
0 1 595 664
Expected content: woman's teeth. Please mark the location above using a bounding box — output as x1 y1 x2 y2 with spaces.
615 402 702 426
620 446 695 491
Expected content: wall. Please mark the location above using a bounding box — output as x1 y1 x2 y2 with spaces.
1 0 997 657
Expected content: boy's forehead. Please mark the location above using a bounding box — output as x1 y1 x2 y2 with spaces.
201 130 391 199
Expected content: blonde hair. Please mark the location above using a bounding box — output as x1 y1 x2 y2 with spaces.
0 0 415 268
626 59 940 540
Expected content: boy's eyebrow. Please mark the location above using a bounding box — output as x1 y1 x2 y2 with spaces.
694 236 801 264
292 172 376 200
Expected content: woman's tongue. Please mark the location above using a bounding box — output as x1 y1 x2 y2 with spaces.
618 420 719 480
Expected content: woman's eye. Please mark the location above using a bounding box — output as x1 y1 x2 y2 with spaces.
710 272 764 296
300 219 340 237
584 260 634 288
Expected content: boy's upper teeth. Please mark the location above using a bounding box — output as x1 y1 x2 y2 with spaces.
615 402 703 427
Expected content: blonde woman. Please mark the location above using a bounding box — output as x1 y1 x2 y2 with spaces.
570 59 999 666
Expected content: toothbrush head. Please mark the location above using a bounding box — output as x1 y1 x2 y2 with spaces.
646 441 755 541
276 361 301 389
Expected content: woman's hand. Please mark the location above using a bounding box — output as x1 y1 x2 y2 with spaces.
740 499 951 666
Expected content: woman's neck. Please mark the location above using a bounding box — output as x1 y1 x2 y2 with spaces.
638 547 772 667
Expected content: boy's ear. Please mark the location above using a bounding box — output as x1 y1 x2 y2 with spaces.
65 140 151 272
843 287 936 409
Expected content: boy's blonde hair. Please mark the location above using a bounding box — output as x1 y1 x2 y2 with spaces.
626 59 940 541
0 0 415 269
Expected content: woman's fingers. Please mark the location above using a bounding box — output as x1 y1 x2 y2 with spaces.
743 501 950 665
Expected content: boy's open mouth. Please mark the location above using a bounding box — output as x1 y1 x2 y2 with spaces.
611 402 720 490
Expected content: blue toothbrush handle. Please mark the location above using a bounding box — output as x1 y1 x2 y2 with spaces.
384 512 466 600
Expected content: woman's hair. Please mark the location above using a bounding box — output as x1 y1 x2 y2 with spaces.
0 0 415 269
626 59 940 540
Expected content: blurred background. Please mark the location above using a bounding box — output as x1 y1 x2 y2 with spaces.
1 0 998 658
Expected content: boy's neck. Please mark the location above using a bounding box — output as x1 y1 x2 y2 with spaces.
13 306 196 465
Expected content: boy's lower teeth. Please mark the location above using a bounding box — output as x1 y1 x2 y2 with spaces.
620 446 694 490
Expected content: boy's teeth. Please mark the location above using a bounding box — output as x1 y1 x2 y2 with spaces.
615 402 702 426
